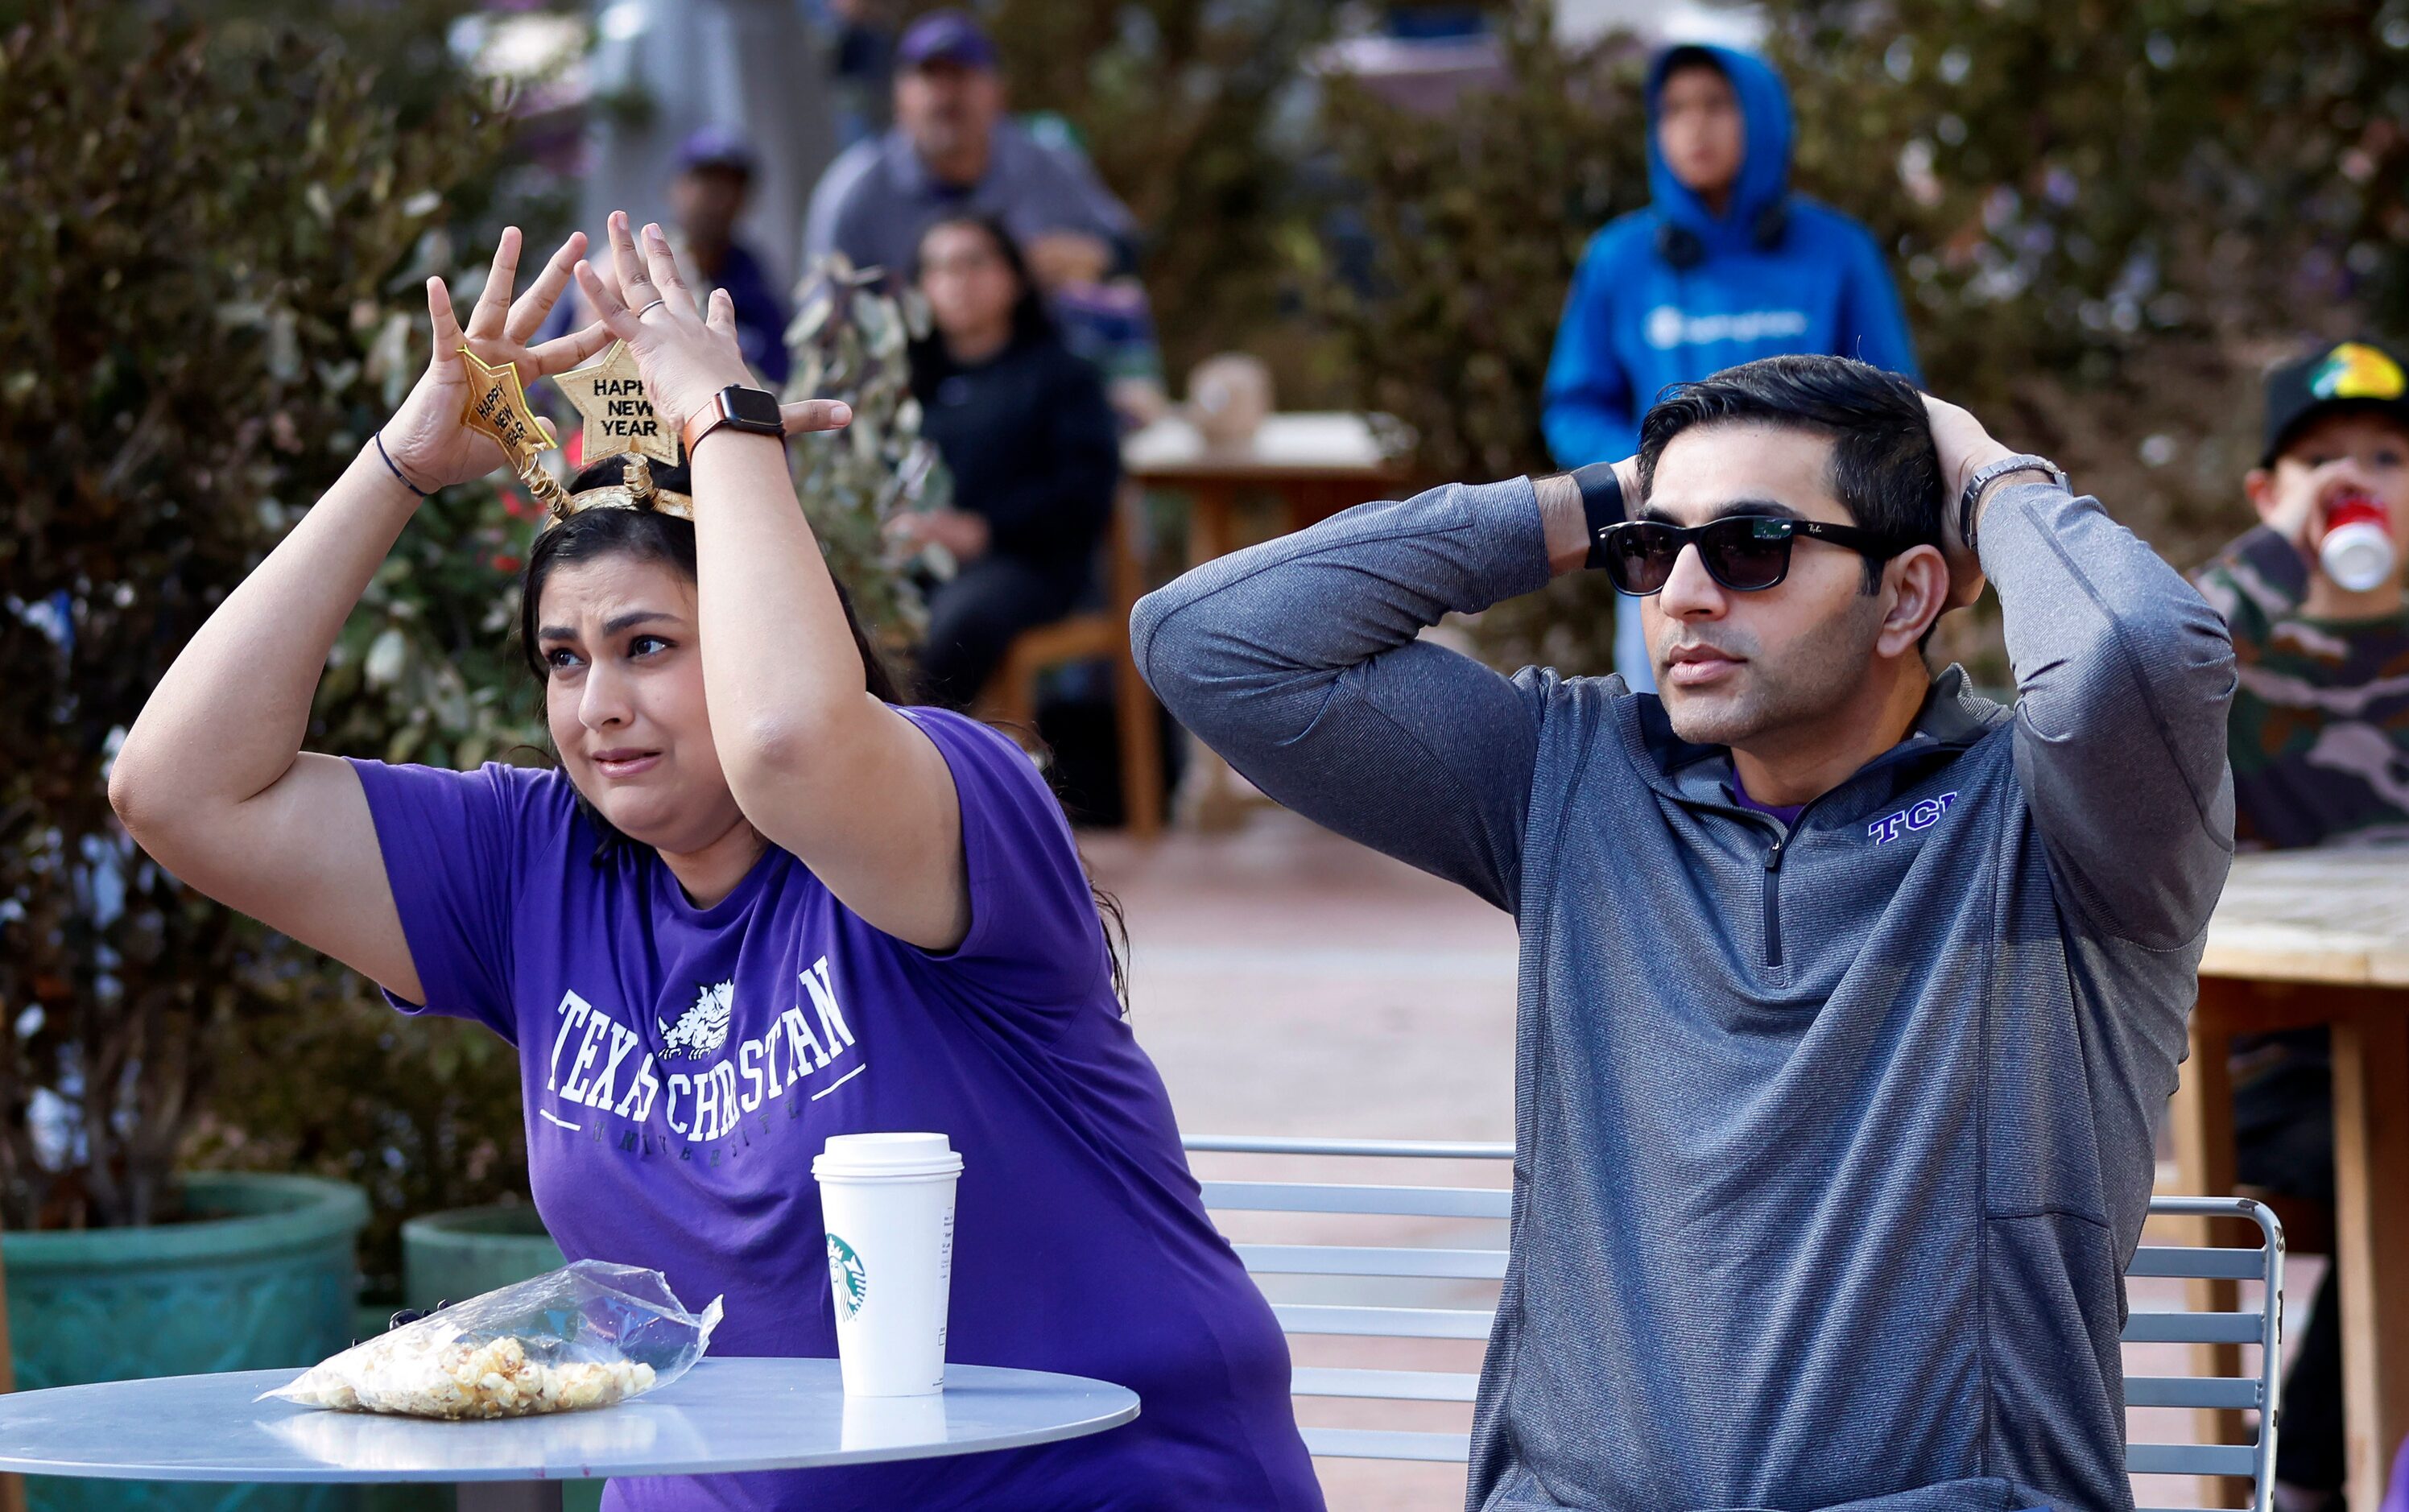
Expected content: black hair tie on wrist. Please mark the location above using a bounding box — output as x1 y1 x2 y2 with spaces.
1572 461 1626 572
374 432 431 498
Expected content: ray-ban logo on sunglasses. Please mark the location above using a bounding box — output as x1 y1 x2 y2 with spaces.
1870 792 1958 845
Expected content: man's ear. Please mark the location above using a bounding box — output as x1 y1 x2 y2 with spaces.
1876 544 1951 659
2245 466 2279 523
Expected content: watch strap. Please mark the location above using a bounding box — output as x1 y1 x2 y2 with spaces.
1572 461 1627 572
1957 453 2067 552
681 386 785 460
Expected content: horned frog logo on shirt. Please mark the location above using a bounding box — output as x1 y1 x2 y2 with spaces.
659 980 735 1060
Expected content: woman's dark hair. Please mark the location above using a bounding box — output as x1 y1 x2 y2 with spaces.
905 213 1054 395
517 490 1128 997
1635 354 1944 593
520 469 903 703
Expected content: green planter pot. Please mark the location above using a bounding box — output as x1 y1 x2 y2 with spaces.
2 1171 369 1512
399 1207 562 1313
394 1209 593 1512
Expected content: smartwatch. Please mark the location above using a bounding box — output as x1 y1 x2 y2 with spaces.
1571 461 1627 572
681 385 786 459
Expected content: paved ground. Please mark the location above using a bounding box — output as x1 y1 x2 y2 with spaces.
1081 810 2297 1512
1086 808 1512 1510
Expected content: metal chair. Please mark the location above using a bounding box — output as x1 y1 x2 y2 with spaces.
1184 1135 2285 1512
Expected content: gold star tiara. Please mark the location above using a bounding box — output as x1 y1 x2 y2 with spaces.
457 340 692 523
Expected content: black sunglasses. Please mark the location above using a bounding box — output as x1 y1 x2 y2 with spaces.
1598 515 1906 597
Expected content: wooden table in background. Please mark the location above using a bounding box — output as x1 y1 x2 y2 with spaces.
1123 412 1408 829
2171 848 2409 1510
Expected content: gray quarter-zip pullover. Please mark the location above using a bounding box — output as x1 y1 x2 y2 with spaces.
1131 475 2235 1512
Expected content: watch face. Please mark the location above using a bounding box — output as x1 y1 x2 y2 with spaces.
722 386 783 431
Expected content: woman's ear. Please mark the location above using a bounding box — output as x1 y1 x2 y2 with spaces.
1876 543 1951 659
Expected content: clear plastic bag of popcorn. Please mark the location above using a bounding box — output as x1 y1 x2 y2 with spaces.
263 1258 723 1419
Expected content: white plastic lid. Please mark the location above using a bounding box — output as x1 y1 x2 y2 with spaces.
2321 521 2395 593
812 1131 963 1179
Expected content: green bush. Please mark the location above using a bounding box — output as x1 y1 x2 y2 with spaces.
1308 0 2409 679
0 6 530 1273
1770 0 2409 628
1312 9 1648 671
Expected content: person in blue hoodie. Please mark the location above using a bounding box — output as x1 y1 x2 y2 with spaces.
1545 43 1920 688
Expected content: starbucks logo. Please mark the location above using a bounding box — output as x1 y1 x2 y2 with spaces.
826 1233 869 1320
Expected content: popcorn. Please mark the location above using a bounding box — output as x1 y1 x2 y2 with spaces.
283 1326 658 1419
264 1260 720 1422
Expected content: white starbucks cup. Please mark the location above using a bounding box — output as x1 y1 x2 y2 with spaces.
812 1132 963 1397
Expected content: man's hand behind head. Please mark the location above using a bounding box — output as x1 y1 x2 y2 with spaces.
1919 392 2012 613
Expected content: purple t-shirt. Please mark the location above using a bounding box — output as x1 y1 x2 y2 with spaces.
350 707 1321 1512
1727 778 1804 828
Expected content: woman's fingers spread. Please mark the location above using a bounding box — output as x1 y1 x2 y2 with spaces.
639 223 699 318
506 230 587 345
705 286 737 338
426 276 465 359
779 399 853 436
529 320 616 375
467 226 523 340
605 211 659 311
574 260 646 342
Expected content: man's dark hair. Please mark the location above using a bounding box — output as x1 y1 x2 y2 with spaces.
1636 354 1944 593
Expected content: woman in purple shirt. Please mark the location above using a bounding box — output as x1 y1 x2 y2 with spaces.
109 218 1321 1512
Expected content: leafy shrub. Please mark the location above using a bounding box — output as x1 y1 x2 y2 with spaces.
1310 0 2409 678
0 6 527 1250
1311 9 1648 671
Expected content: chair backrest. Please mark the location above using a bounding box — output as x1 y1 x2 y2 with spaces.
1184 1136 2285 1512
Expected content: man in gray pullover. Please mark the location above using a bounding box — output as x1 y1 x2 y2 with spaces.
1132 356 2236 1512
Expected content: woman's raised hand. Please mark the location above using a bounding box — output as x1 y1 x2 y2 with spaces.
575 212 852 439
381 228 614 493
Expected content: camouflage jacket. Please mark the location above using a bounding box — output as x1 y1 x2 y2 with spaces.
2192 524 2409 849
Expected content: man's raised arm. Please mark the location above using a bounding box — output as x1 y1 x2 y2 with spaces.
1130 474 1594 913
1936 400 2238 948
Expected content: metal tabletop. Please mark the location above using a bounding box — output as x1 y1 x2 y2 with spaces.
0 1357 1138 1485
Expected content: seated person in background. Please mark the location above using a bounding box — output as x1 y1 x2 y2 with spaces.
899 214 1120 709
803 10 1133 291
667 127 791 388
2187 336 2409 1512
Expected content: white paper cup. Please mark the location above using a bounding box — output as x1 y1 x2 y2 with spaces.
813 1132 962 1397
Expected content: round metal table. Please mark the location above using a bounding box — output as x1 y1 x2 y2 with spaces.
0 1357 1140 1510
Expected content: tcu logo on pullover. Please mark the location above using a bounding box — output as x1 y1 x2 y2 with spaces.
1868 792 1958 845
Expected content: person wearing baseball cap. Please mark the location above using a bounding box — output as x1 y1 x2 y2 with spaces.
2188 337 2409 1512
2192 336 2409 850
801 8 1133 291
668 126 790 386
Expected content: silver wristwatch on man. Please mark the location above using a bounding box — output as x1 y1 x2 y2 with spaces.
1957 453 2068 553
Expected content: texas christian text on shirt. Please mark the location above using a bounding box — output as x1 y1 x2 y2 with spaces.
349 707 1321 1512
540 958 857 1151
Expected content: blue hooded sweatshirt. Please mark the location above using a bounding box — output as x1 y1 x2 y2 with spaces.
1543 45 1919 468
1544 46 1920 686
